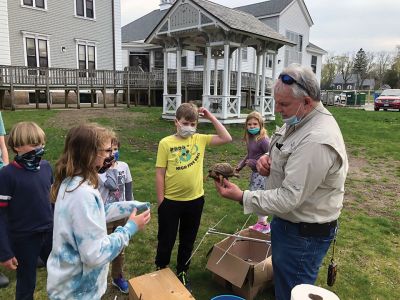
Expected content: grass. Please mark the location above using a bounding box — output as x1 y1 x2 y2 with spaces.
0 106 399 300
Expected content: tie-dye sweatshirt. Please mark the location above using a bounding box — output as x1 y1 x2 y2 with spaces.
47 176 150 300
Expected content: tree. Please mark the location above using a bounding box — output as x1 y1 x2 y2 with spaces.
336 54 353 89
384 47 400 88
353 48 375 89
321 54 337 89
373 51 393 89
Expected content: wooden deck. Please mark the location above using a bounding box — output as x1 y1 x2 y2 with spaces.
0 65 270 110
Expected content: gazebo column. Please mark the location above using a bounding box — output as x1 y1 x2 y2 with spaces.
222 43 230 119
236 47 242 117
202 48 209 105
255 52 261 103
227 55 232 95
205 46 212 101
260 51 267 116
176 47 182 108
214 58 218 95
163 50 168 114
150 50 155 71
271 51 277 80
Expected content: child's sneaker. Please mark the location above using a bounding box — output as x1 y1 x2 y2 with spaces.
177 271 192 293
112 275 129 294
249 222 271 234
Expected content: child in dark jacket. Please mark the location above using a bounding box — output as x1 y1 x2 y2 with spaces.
0 121 53 300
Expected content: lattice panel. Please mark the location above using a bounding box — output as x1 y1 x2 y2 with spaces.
170 3 199 30
227 97 238 114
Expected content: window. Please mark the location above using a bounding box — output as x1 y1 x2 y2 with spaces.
76 0 95 19
241 48 248 60
24 35 49 75
154 50 164 68
195 52 204 66
284 30 303 66
181 55 187 68
266 54 273 69
311 55 317 73
22 0 46 9
77 43 96 77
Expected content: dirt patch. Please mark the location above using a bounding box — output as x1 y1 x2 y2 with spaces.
46 108 144 130
345 152 400 221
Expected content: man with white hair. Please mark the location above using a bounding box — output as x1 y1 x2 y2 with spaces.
215 64 348 300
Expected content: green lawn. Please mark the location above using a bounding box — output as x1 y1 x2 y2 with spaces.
0 106 399 300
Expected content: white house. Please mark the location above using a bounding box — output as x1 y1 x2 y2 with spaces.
122 0 326 83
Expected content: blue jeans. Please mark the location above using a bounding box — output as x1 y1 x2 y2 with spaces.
271 217 336 300
11 231 52 300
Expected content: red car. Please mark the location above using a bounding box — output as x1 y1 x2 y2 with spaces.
374 89 400 111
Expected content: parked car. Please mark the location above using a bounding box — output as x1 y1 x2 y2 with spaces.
374 89 400 111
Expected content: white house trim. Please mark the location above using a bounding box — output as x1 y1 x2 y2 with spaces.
21 31 51 68
74 39 98 70
74 0 97 21
20 0 48 11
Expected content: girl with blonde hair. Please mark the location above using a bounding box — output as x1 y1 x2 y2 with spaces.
47 123 150 299
236 111 271 233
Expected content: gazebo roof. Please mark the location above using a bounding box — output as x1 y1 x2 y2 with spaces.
145 0 293 48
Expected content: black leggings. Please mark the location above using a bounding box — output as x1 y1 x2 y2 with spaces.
155 196 204 274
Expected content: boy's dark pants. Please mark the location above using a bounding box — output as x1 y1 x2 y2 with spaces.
155 197 204 274
11 231 52 300
107 219 127 279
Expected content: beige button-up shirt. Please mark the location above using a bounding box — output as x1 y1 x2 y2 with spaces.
243 103 348 223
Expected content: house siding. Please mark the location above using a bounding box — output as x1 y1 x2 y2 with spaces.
275 0 310 79
0 0 11 65
7 0 115 69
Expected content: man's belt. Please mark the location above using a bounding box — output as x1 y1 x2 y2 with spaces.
298 220 337 237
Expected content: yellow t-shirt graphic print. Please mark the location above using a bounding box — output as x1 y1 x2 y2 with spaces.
156 134 213 201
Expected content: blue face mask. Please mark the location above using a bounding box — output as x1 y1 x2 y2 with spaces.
15 147 45 172
282 103 304 126
113 150 119 161
282 115 301 126
248 128 260 135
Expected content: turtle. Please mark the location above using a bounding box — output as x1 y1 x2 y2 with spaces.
207 162 239 183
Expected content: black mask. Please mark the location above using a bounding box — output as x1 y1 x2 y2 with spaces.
15 147 45 172
97 155 114 174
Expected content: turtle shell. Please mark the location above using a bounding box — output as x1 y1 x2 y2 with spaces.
208 162 239 180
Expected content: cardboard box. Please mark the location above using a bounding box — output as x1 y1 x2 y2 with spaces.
206 228 273 300
128 268 195 300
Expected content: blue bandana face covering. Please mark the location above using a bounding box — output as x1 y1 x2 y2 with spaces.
113 150 119 161
15 147 45 172
248 128 260 135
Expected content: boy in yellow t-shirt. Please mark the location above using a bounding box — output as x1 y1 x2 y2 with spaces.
155 103 232 290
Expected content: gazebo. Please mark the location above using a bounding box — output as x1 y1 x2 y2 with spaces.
145 0 293 123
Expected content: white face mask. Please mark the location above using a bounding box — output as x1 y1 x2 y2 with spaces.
177 121 196 138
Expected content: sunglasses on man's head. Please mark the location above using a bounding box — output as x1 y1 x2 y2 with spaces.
278 74 309 95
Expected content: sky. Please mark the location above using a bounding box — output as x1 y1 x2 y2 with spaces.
120 0 400 55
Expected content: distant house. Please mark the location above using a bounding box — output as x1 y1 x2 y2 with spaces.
332 74 375 90
122 0 326 82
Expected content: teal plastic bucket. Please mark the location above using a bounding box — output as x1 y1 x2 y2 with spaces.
211 295 245 300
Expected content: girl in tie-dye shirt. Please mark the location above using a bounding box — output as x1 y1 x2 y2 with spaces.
46 124 151 300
